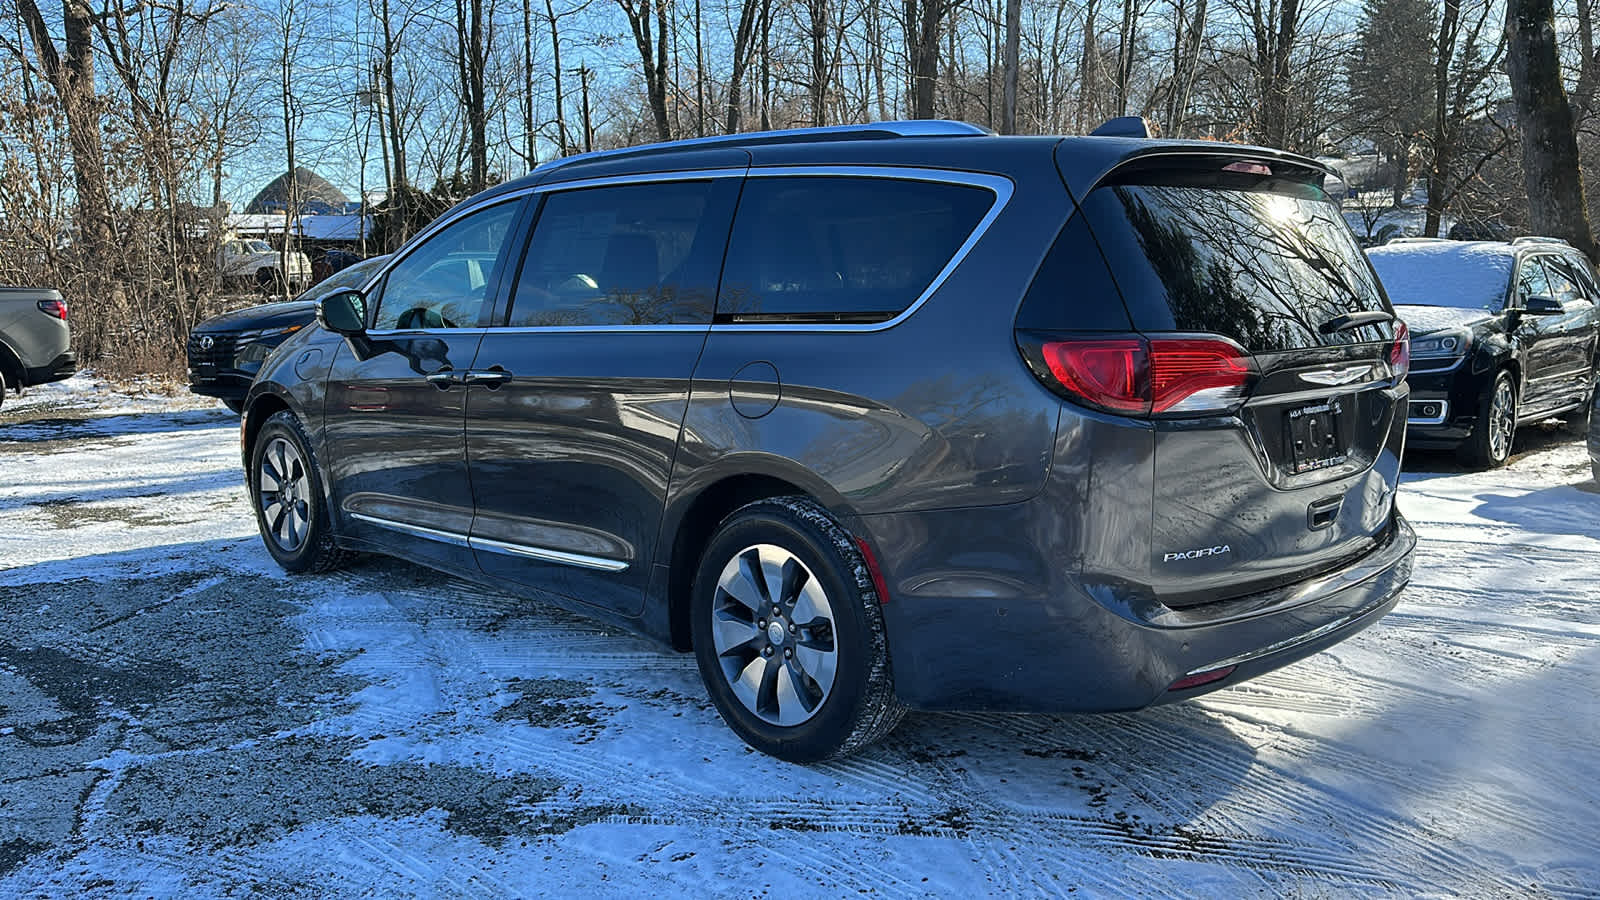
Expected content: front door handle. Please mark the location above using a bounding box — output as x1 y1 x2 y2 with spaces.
425 368 460 389
464 367 513 388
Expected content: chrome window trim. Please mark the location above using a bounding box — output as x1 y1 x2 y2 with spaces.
1406 400 1450 426
350 512 471 547
362 165 1014 337
349 512 630 572
467 536 630 572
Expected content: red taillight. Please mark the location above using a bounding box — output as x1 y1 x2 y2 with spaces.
1148 338 1254 414
37 299 67 320
1040 339 1147 413
1389 320 1410 379
1037 335 1254 416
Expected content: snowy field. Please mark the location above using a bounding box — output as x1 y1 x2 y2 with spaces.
2 374 1597 898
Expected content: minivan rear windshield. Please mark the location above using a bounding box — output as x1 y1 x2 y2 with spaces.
1083 171 1391 351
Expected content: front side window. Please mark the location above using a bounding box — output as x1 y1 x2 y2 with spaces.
507 180 725 327
371 200 520 330
1517 257 1554 307
717 176 994 324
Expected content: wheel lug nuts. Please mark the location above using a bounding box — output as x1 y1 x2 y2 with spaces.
784 648 792 658
762 646 773 657
758 619 766 628
788 623 796 634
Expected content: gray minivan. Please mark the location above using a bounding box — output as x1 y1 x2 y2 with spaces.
240 121 1415 761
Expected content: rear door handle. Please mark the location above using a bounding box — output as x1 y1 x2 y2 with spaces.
464 367 513 388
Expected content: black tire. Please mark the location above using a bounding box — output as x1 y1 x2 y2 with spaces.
250 410 350 574
1460 370 1517 469
690 496 905 763
222 397 245 415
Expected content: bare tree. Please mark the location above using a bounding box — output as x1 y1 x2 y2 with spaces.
1507 0 1599 259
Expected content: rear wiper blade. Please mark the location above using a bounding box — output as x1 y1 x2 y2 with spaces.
1319 310 1395 334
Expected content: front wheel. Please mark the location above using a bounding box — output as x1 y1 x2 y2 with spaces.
690 497 905 763
250 411 349 573
1461 370 1517 469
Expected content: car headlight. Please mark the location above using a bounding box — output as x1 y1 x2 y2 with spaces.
1409 329 1471 358
233 324 304 372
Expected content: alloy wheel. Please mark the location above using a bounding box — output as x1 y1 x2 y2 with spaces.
258 436 311 552
1489 378 1515 462
710 543 839 727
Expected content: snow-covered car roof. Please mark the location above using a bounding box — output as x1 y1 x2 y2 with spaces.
1366 241 1516 312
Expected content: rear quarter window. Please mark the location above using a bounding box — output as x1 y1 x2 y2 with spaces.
716 176 994 324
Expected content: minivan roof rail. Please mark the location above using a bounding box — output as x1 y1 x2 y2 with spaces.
1511 236 1572 246
536 120 995 176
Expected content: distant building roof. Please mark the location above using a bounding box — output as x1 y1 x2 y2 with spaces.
228 213 369 241
246 168 352 215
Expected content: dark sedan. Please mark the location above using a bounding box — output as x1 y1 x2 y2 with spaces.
1367 238 1600 467
189 255 387 412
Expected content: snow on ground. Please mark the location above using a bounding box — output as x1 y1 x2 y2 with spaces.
1 376 1598 897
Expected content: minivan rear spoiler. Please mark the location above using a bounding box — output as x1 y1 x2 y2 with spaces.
1053 140 1339 204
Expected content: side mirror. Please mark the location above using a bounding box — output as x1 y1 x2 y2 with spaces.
1524 295 1564 316
318 289 367 334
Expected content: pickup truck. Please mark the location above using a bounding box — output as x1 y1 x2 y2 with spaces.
0 286 76 409
219 238 312 295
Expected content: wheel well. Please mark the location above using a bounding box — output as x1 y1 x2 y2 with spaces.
0 341 22 391
243 394 291 463
665 474 808 651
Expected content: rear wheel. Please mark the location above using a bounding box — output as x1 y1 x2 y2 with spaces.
690 497 904 763
250 411 349 573
1461 370 1517 469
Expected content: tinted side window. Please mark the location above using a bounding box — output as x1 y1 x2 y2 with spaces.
507 180 726 326
372 201 520 330
717 176 993 323
1517 257 1554 306
1014 213 1133 331
1541 256 1586 303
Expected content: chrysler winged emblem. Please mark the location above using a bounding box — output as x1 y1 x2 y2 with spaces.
1299 365 1373 387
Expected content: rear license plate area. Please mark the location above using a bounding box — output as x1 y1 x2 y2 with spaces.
1287 400 1346 474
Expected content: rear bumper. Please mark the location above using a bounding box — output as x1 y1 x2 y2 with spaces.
23 351 76 386
867 506 1414 713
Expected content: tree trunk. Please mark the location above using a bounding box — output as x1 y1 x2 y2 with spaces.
1424 0 1459 237
545 0 568 154
905 0 944 118
1001 0 1020 132
1506 0 1600 261
17 0 114 255
725 0 761 133
1076 0 1100 131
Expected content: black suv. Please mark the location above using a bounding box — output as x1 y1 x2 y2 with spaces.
188 255 388 412
241 121 1415 761
1367 238 1600 467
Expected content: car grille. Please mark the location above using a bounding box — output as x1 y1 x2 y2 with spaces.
187 332 239 368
